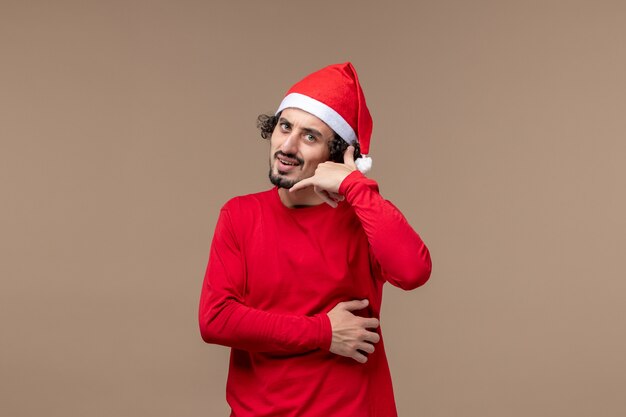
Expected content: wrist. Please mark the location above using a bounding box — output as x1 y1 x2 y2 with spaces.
315 313 333 351
338 170 366 195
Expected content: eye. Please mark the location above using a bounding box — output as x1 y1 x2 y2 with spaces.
279 122 290 132
304 133 317 142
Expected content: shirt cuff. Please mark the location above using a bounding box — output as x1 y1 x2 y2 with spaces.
338 170 366 195
315 313 333 351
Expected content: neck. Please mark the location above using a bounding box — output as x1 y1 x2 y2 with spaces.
278 187 324 208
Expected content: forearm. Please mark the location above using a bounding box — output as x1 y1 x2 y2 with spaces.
339 171 432 289
199 287 332 353
198 207 332 353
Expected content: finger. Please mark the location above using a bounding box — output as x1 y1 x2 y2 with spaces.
314 186 338 208
363 331 381 344
352 351 368 364
340 299 369 312
362 317 380 329
328 192 344 202
289 177 315 193
343 145 356 168
357 342 375 354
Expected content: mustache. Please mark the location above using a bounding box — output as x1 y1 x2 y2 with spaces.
274 151 304 165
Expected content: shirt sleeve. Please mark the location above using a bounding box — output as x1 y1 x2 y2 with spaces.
339 170 432 290
198 206 332 352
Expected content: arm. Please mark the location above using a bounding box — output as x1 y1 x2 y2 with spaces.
290 146 432 290
198 206 381 362
198 206 331 353
339 170 432 289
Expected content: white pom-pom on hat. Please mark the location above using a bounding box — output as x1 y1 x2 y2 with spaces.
355 155 372 174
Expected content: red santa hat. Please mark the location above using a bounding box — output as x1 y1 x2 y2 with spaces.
276 62 373 173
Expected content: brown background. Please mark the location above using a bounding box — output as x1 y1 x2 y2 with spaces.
2 1 625 416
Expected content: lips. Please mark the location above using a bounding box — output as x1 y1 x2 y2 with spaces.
275 152 302 171
277 156 299 166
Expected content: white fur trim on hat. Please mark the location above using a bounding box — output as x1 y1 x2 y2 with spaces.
276 93 357 145
355 155 372 174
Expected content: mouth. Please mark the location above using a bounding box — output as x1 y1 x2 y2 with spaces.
274 152 302 171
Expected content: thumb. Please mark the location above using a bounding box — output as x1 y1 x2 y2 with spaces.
343 145 356 168
341 299 369 312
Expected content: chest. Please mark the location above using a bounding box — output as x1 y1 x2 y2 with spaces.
240 206 372 313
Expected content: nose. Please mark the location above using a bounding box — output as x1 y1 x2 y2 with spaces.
279 131 298 154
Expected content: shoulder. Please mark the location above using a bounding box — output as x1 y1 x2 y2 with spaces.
215 189 277 239
221 188 277 215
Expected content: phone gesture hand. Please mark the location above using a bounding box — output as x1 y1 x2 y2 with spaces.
289 146 357 207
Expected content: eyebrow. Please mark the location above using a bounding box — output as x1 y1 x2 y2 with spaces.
302 127 323 138
278 117 323 138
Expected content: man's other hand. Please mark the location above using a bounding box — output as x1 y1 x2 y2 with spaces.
327 299 380 363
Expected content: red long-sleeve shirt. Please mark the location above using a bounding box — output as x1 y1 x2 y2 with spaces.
199 171 431 417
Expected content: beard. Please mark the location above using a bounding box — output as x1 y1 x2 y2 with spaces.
269 151 304 189
268 169 298 189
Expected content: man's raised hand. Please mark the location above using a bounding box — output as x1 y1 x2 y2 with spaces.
290 146 358 208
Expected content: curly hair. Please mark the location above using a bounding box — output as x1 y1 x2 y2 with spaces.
257 113 361 163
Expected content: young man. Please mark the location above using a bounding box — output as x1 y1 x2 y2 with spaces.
199 62 432 417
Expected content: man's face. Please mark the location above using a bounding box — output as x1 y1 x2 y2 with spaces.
268 108 334 189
